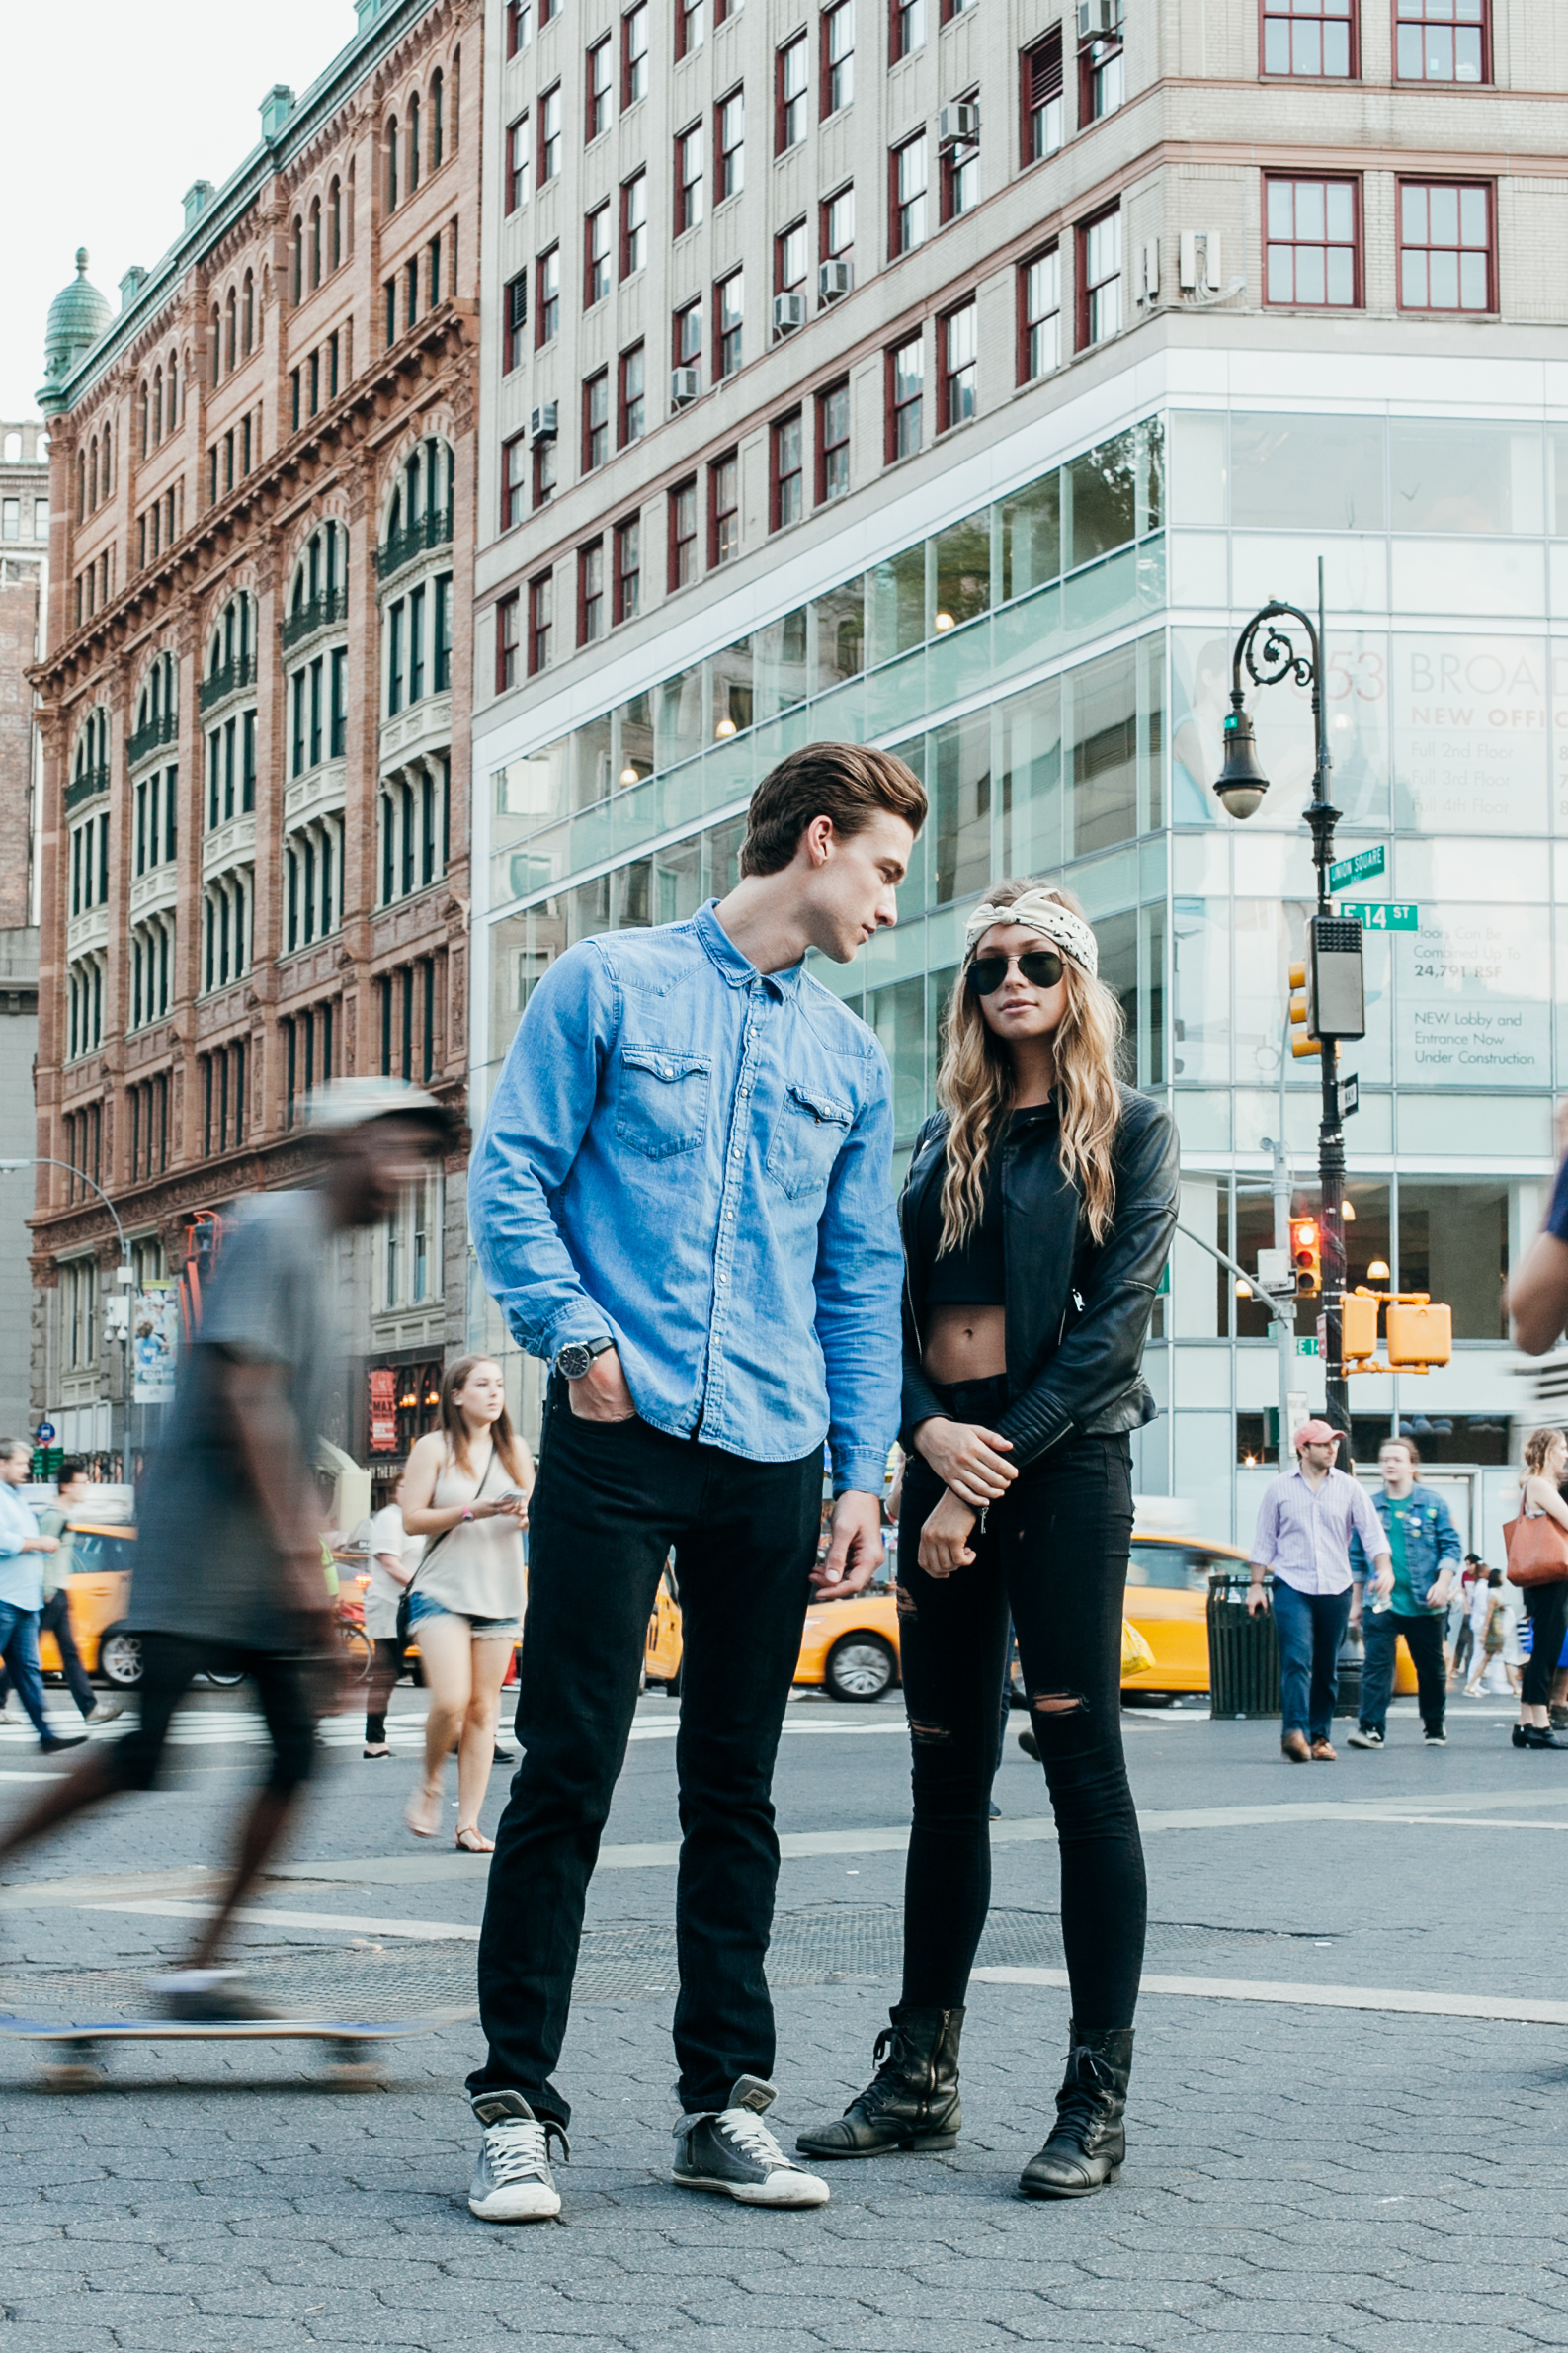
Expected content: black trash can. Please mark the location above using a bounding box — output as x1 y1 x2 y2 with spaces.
1206 1569 1281 1719
1333 1624 1363 1721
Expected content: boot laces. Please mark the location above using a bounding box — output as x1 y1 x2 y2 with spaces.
1053 2051 1115 2148
483 2114 567 2187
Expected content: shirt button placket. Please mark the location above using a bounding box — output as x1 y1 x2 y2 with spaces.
705 986 762 1437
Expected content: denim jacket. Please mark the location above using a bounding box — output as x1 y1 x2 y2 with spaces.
1349 1482 1462 1605
468 901 903 1494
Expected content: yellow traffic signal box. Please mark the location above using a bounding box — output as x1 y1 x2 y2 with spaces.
1387 1301 1452 1369
1290 1216 1322 1297
1341 1291 1379 1361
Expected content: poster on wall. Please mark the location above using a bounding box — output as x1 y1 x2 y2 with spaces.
131 1281 179 1404
1392 635 1549 834
1394 904 1551 1087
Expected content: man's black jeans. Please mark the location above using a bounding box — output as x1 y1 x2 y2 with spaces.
467 1391 822 2126
1360 1605 1446 1736
897 1407 1145 2033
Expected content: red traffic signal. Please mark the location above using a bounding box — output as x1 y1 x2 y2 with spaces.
1290 1216 1322 1298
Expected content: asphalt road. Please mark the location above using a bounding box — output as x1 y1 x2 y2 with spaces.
0 1679 1565 2352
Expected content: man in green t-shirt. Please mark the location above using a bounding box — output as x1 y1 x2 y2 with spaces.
1348 1435 1461 1749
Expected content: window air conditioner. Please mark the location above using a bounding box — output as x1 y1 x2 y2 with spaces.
819 259 853 302
772 293 808 336
530 403 558 443
1077 0 1118 37
937 102 980 150
670 367 701 406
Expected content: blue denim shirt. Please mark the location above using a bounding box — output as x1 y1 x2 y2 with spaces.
469 901 903 1494
1349 1481 1462 1605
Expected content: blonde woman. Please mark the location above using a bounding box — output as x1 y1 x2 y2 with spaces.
1511 1427 1568 1751
401 1357 532 1847
798 881 1179 2199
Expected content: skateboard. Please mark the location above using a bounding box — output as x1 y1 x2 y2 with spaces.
0 2009 471 2091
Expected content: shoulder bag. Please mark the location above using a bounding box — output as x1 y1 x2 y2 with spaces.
395 1444 497 1644
1502 1503 1568 1589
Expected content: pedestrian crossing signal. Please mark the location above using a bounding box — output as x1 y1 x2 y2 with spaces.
1290 1217 1322 1298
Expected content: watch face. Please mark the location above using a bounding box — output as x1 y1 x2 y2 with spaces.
557 1344 591 1379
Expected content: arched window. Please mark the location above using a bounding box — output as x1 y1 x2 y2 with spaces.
408 94 421 194
225 289 237 373
209 305 221 387
242 270 255 355
140 378 151 454
386 117 399 210
77 449 87 520
347 160 357 257
451 47 460 150
431 68 444 167
309 196 321 291
292 216 304 306
92 436 100 508
328 177 342 272
167 350 179 430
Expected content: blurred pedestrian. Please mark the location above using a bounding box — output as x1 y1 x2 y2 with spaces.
1465 1569 1508 1696
1347 1436 1459 1750
399 1358 529 1850
1248 1421 1392 1763
0 1081 451 2016
363 1471 422 1758
0 1442 85 1755
35 1458 122 1727
1448 1554 1485 1687
1507 1427 1568 1750
1507 1104 1568 1353
796 882 1179 2200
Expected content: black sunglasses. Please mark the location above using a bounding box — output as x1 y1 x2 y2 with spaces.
966 949 1064 997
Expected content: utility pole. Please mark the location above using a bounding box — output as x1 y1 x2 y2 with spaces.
1212 558 1364 1442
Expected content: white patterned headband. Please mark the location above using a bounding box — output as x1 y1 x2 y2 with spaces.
964 891 1099 980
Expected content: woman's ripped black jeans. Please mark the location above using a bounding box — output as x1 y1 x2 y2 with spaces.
897 1384 1145 2031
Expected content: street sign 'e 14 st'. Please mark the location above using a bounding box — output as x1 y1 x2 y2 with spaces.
1339 901 1418 932
1328 844 1386 891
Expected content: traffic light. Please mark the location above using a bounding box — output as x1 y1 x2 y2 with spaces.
1290 1216 1322 1298
1387 1300 1452 1369
1341 1289 1379 1363
1287 961 1321 1059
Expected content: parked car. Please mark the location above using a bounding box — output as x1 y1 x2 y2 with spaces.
1119 1532 1418 1702
38 1521 139 1688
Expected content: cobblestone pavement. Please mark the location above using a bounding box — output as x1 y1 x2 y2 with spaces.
1 1687 1565 2352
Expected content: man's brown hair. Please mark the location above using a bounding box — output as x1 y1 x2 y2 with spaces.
738 742 928 877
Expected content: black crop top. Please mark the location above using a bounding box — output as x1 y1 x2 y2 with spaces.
916 1104 1058 1308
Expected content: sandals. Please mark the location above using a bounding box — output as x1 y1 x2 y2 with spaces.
404 1780 444 1839
454 1826 495 1854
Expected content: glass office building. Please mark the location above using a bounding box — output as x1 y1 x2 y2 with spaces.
470 349 1566 1560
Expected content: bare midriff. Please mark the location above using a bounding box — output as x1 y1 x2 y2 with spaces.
922 1302 1008 1385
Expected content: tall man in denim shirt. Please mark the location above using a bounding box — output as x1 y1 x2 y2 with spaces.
1347 1434 1461 1750
464 744 927 2223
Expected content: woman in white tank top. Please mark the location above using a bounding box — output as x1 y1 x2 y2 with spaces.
400 1356 533 1846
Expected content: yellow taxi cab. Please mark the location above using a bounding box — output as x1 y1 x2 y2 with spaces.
1121 1530 1418 1700
642 1551 1173 1705
37 1522 140 1687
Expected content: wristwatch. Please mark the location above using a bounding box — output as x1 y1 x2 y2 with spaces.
554 1336 616 1381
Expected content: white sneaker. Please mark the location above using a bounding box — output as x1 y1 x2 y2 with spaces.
468 2091 565 2222
672 2075 830 2208
85 1700 123 1725
1347 1727 1384 1749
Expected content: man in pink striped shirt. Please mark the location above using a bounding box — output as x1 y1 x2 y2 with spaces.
1248 1421 1391 1763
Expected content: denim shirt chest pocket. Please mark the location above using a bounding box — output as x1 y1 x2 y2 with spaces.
765 1080 855 1200
615 1043 714 1159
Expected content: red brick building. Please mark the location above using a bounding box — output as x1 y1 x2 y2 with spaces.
32 0 480 1473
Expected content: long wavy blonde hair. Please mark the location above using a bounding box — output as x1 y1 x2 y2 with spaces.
935 880 1125 1250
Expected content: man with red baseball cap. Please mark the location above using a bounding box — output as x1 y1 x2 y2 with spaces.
1248 1420 1392 1763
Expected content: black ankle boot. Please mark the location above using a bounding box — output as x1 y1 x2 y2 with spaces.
795 2006 964 2159
1019 2024 1134 2198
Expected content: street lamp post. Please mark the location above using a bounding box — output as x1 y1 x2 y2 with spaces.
0 1157 135 1466
1212 559 1362 1439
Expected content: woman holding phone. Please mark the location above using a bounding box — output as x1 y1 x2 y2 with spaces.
798 881 1178 2198
400 1356 532 1847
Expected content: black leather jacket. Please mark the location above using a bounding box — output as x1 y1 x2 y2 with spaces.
900 1084 1180 1469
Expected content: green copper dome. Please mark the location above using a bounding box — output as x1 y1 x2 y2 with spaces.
39 249 112 413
